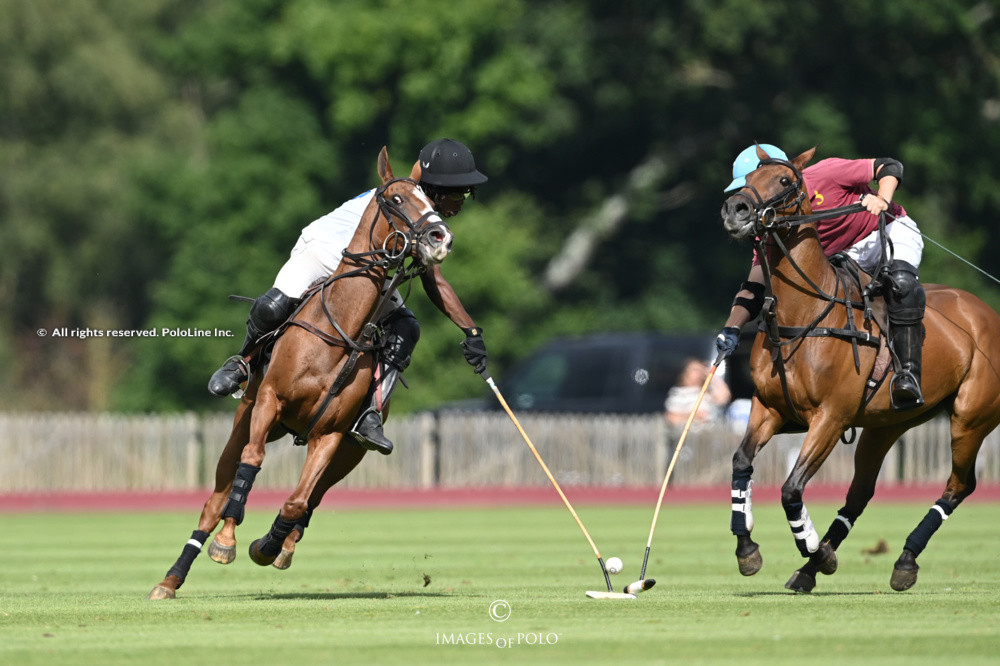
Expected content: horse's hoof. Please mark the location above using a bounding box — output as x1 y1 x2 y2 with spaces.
890 562 919 591
785 569 816 593
890 568 918 591
249 538 277 566
814 542 838 576
272 548 295 570
208 539 236 564
736 544 763 576
890 549 919 591
146 585 176 600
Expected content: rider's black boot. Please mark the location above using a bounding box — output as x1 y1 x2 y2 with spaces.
890 322 924 411
350 362 402 455
208 288 298 397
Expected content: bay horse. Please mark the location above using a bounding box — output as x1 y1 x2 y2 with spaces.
720 145 1000 592
148 147 452 599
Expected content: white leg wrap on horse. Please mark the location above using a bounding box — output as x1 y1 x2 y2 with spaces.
186 538 205 550
789 506 820 553
931 504 950 521
834 514 853 532
731 480 754 532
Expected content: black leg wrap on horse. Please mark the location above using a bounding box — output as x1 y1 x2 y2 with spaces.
294 507 314 537
821 509 855 550
259 513 300 558
730 466 754 536
903 500 953 556
166 530 210 583
221 462 261 526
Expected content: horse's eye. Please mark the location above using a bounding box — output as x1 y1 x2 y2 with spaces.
392 195 403 205
780 177 791 187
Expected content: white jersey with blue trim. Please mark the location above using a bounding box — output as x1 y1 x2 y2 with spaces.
299 188 376 248
272 187 403 312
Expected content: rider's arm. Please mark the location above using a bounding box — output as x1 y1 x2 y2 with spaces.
862 157 902 215
420 265 477 330
724 264 766 330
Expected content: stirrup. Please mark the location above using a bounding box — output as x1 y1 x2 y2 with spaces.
349 409 394 455
222 355 252 399
890 373 924 412
231 356 252 399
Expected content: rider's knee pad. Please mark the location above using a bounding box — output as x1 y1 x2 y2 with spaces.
249 288 298 332
886 260 925 325
381 307 420 371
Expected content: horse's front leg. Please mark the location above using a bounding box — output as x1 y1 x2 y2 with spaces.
210 388 279 559
781 417 846 593
731 400 783 576
249 431 345 566
147 395 258 599
272 434 368 570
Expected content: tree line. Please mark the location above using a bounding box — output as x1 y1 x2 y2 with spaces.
1 0 998 413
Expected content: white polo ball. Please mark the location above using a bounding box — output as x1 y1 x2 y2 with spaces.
606 556 623 574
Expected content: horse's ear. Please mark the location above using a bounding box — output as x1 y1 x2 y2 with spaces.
409 159 423 183
793 147 817 171
378 146 393 183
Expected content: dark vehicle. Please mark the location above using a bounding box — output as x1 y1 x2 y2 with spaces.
450 330 755 415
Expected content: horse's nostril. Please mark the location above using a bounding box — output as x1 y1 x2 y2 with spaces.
430 230 445 243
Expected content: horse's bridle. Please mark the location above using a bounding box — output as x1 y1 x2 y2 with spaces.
734 157 808 234
371 177 450 264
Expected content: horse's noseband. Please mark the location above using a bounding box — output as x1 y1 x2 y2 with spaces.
734 158 806 234
375 179 449 260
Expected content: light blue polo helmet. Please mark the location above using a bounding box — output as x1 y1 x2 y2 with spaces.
724 144 788 191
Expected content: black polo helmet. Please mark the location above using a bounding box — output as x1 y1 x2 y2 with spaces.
418 138 488 188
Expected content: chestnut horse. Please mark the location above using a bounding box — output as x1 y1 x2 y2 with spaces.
720 145 1000 592
148 147 452 599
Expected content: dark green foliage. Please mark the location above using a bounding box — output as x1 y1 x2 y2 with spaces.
2 0 999 411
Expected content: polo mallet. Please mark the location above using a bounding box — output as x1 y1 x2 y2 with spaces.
483 372 636 600
624 355 723 595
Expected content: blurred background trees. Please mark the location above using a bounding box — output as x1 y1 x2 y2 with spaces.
2 0 998 413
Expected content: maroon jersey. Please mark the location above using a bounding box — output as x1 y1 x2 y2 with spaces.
752 157 906 265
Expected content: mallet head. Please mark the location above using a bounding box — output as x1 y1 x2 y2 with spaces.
623 579 656 595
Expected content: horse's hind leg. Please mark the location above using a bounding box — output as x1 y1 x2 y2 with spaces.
272 437 367 570
787 426 905 592
249 432 349 566
891 420 990 591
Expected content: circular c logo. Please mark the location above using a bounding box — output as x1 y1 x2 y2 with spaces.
488 599 511 622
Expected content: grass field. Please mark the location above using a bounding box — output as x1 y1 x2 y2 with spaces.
1 500 998 665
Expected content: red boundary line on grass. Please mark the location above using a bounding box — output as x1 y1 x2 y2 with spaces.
1 483 999 512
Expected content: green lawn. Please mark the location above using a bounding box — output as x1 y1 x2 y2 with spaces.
1 501 998 665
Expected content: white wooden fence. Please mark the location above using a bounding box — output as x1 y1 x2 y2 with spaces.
1 411 998 492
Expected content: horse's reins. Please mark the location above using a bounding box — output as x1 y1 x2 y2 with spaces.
286 177 444 445
738 158 894 427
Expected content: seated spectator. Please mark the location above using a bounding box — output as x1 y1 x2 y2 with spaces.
664 358 731 427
